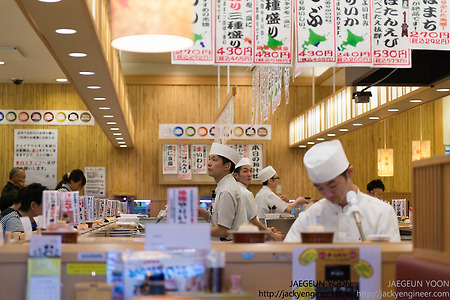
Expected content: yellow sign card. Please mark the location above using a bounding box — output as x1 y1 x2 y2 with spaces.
66 263 106 275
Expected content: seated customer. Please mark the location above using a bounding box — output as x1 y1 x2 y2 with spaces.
366 179 385 199
1 183 46 238
55 169 86 192
0 167 26 212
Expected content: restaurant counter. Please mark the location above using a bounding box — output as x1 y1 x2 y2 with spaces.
0 227 412 300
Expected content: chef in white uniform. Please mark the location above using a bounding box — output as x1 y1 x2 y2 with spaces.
255 166 308 219
198 143 247 241
233 158 283 241
285 139 401 242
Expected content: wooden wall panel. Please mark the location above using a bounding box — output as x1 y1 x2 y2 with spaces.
0 81 443 216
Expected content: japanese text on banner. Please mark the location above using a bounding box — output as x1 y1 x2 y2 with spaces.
336 0 373 66
254 0 292 65
215 0 253 65
296 0 337 65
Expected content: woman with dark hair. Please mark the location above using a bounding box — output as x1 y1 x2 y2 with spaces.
1 183 47 238
55 169 86 192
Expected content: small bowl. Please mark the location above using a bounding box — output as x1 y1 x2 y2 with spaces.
231 231 267 243
366 234 391 242
301 232 334 243
42 230 78 243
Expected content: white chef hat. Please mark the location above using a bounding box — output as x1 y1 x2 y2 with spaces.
209 143 242 165
303 139 350 183
258 166 276 182
236 157 252 169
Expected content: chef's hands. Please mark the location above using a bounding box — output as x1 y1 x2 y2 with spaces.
294 196 309 206
197 206 210 222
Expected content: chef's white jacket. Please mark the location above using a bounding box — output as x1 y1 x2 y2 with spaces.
284 189 401 242
236 181 257 221
211 174 247 240
255 186 289 219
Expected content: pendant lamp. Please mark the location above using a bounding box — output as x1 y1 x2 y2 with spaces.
378 120 394 176
412 107 431 161
110 0 194 53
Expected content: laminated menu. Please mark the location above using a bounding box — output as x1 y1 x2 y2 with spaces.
60 192 79 224
42 191 60 229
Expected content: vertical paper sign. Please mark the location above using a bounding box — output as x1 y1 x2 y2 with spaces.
409 0 450 49
372 0 411 67
163 144 178 174
60 192 78 224
284 67 290 104
252 67 260 124
178 144 192 180
254 0 293 65
84 167 106 197
250 144 263 179
42 191 60 229
296 0 337 65
172 0 215 64
260 67 269 122
215 0 253 65
392 199 407 218
167 187 199 224
336 0 372 66
292 246 381 300
191 145 207 174
14 129 58 189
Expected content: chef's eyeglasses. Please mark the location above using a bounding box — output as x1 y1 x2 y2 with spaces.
272 176 280 180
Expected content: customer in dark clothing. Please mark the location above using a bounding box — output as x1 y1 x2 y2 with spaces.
0 167 26 211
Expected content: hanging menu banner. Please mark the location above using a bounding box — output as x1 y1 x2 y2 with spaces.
171 0 215 64
14 129 58 189
230 144 263 179
215 0 253 65
1 110 94 126
162 144 178 174
296 0 337 65
178 144 192 180
336 0 373 66
253 0 293 65
409 0 450 49
84 167 106 197
372 0 411 67
191 145 208 174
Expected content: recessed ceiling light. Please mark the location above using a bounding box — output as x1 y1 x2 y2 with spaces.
317 138 325 141
116 137 124 140
107 122 117 125
119 145 128 148
113 133 122 136
436 88 450 92
99 107 110 110
299 145 307 148
69 52 87 57
56 28 76 34
387 108 399 112
55 78 67 82
103 115 114 118
111 128 120 131
118 141 126 144
307 141 315 145
80 71 95 76
339 128 349 132
369 116 380 120
353 123 363 126
327 133 336 136
87 85 101 89
39 0 61 2
410 99 422 103
94 97 106 100
0 61 4 65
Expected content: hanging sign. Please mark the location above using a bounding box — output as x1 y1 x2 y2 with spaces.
336 0 373 66
260 67 270 122
191 145 208 174
215 0 253 65
84 167 106 197
253 0 293 65
159 124 271 140
14 129 58 189
178 144 192 180
214 95 234 144
252 67 260 124
284 67 290 104
162 144 178 174
372 0 411 67
172 0 215 64
296 0 337 65
230 144 263 179
409 0 450 49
